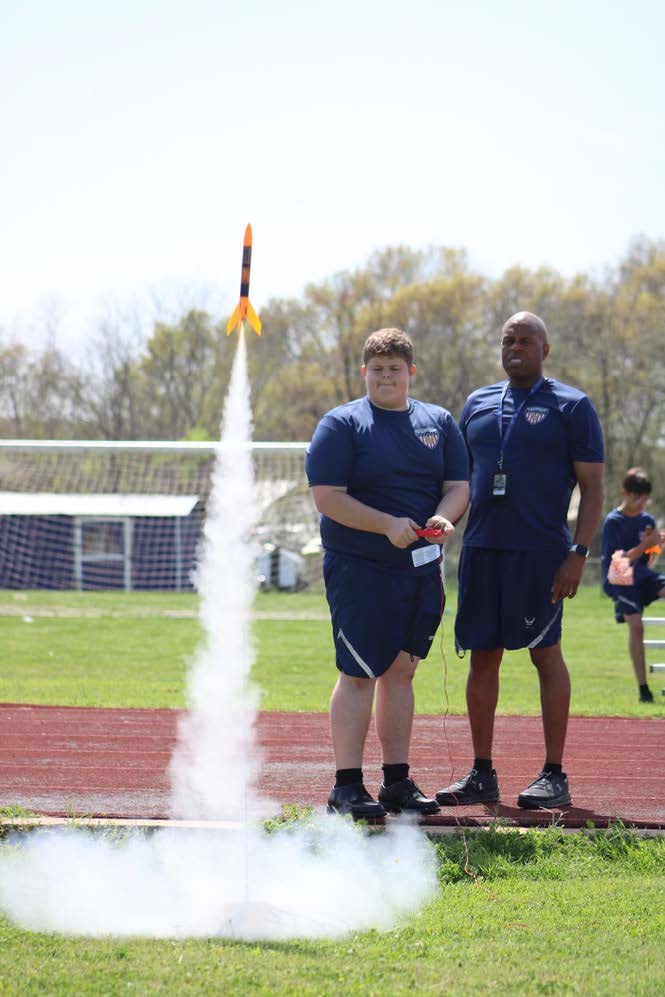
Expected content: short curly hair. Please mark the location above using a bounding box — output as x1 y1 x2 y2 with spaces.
362 328 413 366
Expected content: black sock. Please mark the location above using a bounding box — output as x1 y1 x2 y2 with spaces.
473 757 493 773
639 683 651 694
335 768 363 788
382 763 409 786
543 762 562 775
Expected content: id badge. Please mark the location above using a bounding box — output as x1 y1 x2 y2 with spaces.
492 472 508 497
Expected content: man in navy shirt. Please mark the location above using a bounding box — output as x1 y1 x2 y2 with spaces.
602 467 665 703
306 328 470 820
436 312 604 810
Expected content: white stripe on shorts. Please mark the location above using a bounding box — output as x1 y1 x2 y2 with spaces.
338 628 376 678
527 603 563 649
617 595 641 614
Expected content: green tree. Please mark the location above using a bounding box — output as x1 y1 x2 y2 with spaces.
77 311 148 439
245 297 315 408
139 310 234 439
0 339 29 435
253 350 339 441
301 246 466 404
601 239 665 492
0 335 85 438
357 266 489 420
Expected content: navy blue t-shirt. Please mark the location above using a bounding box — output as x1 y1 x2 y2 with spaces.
305 396 469 571
601 508 656 588
460 378 604 552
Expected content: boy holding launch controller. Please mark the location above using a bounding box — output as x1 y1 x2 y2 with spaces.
306 328 470 819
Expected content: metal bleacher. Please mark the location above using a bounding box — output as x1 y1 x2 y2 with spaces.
644 617 665 695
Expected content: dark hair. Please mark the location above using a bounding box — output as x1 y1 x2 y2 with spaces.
362 328 414 366
622 467 652 495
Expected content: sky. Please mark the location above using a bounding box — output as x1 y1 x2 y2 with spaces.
1 0 664 354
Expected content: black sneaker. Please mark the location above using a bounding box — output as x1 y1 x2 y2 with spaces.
327 782 386 820
435 768 500 806
378 777 440 815
517 771 571 809
639 687 654 703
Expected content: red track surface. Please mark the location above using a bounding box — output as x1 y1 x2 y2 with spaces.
1 704 663 828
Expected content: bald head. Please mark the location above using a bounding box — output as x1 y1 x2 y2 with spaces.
500 311 550 386
502 311 549 344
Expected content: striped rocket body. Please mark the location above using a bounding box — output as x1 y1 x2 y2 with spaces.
226 223 262 335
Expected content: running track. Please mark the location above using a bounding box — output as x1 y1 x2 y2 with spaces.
1 705 663 828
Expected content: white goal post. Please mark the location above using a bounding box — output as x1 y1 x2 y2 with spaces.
0 440 320 592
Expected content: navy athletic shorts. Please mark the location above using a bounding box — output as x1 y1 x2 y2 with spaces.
605 573 665 623
455 547 567 652
323 551 445 678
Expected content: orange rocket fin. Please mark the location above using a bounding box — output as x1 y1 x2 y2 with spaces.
226 304 241 336
246 300 262 336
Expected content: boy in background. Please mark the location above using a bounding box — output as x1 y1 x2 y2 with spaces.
602 467 665 703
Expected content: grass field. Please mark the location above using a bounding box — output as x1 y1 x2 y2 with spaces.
2 586 664 994
1 586 663 716
0 825 664 995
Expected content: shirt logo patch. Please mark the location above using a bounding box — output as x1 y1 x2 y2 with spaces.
524 407 548 426
416 429 439 449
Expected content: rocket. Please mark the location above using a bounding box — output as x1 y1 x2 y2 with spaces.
226 223 262 335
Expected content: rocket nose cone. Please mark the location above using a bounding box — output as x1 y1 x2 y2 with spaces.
243 224 252 246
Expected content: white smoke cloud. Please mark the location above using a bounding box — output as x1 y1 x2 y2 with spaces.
0 329 439 940
0 819 437 939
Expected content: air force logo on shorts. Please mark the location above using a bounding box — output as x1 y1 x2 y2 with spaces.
524 407 548 425
416 428 440 449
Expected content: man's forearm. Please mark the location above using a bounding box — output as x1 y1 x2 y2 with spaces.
574 482 604 549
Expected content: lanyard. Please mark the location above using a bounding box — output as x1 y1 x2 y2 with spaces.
496 377 544 470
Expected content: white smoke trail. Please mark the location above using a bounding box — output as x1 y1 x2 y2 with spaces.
0 330 439 939
169 328 267 820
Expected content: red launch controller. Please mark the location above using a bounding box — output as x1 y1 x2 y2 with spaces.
415 527 444 539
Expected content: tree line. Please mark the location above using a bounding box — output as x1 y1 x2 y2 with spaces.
1 236 664 513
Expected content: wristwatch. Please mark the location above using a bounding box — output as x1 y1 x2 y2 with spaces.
570 543 589 558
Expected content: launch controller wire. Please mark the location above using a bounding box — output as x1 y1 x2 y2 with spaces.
438 564 475 882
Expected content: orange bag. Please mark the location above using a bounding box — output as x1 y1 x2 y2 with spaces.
607 550 634 586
